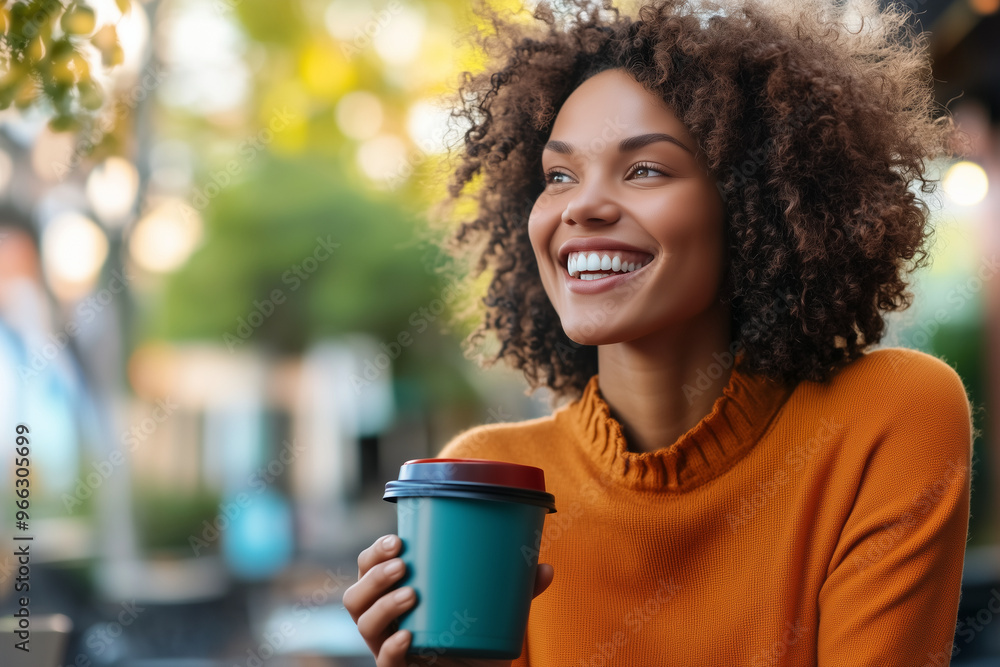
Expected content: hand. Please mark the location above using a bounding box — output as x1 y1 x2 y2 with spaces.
343 533 555 667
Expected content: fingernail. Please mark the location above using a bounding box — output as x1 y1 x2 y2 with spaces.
386 559 403 576
382 535 397 550
394 587 414 602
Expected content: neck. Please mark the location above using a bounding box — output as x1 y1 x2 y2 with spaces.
596 301 734 454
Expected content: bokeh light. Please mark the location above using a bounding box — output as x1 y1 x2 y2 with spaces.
41 211 109 299
356 134 408 184
128 199 203 273
971 0 1000 15
943 160 989 206
336 91 384 140
299 43 353 99
156 0 249 114
30 127 77 182
373 5 426 65
86 156 140 226
85 0 151 80
323 0 380 41
407 100 452 153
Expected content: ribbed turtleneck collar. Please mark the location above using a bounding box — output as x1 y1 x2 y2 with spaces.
560 364 795 492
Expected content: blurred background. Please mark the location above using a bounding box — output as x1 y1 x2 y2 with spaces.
0 0 996 665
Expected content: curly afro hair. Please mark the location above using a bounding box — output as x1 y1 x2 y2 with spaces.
430 0 963 403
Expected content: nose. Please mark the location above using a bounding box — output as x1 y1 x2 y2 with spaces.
560 179 621 226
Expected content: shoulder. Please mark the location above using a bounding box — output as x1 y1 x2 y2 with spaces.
824 346 971 419
434 412 562 463
795 346 973 466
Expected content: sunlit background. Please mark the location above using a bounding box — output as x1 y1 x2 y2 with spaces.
0 0 997 664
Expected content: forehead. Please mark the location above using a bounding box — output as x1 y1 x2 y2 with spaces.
549 68 690 143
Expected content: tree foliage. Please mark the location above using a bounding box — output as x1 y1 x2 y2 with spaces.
0 0 129 130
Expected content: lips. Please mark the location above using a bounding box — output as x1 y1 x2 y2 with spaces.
561 256 652 294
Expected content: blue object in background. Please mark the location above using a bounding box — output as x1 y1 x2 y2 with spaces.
221 488 294 580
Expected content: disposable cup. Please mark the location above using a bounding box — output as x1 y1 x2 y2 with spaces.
383 457 557 659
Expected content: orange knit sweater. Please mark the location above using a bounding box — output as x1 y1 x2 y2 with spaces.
435 347 973 666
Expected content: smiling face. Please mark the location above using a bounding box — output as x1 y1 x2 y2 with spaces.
528 68 729 347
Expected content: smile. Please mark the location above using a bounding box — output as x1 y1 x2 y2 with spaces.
562 251 654 294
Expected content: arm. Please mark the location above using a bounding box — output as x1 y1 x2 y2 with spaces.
817 357 973 665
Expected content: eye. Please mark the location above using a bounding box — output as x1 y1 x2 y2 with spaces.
627 162 668 179
543 169 573 186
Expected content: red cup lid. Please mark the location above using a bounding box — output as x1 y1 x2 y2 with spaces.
399 458 547 493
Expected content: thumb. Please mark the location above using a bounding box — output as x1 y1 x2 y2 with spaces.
532 563 554 599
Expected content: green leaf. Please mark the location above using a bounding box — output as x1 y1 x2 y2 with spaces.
78 80 103 110
48 114 79 131
50 38 75 59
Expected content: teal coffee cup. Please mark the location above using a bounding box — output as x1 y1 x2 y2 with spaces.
383 458 557 659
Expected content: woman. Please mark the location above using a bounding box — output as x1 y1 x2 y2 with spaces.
344 0 974 664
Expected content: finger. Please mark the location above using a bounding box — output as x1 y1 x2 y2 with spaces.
532 563 554 599
357 585 417 650
343 557 408 622
376 629 411 667
358 534 402 579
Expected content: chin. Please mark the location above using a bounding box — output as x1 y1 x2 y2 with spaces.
561 322 625 347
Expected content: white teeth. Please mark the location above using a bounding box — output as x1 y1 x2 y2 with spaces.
564 250 651 278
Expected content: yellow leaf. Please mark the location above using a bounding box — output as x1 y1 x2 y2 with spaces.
61 6 96 35
52 55 77 84
27 36 45 61
91 24 117 52
71 52 91 80
13 81 38 108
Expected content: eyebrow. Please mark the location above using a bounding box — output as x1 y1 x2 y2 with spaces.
544 132 693 156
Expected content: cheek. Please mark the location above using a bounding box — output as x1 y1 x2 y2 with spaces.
527 205 563 305
682 191 728 295
658 183 725 254
527 208 541 248
527 202 554 259
695 186 727 271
